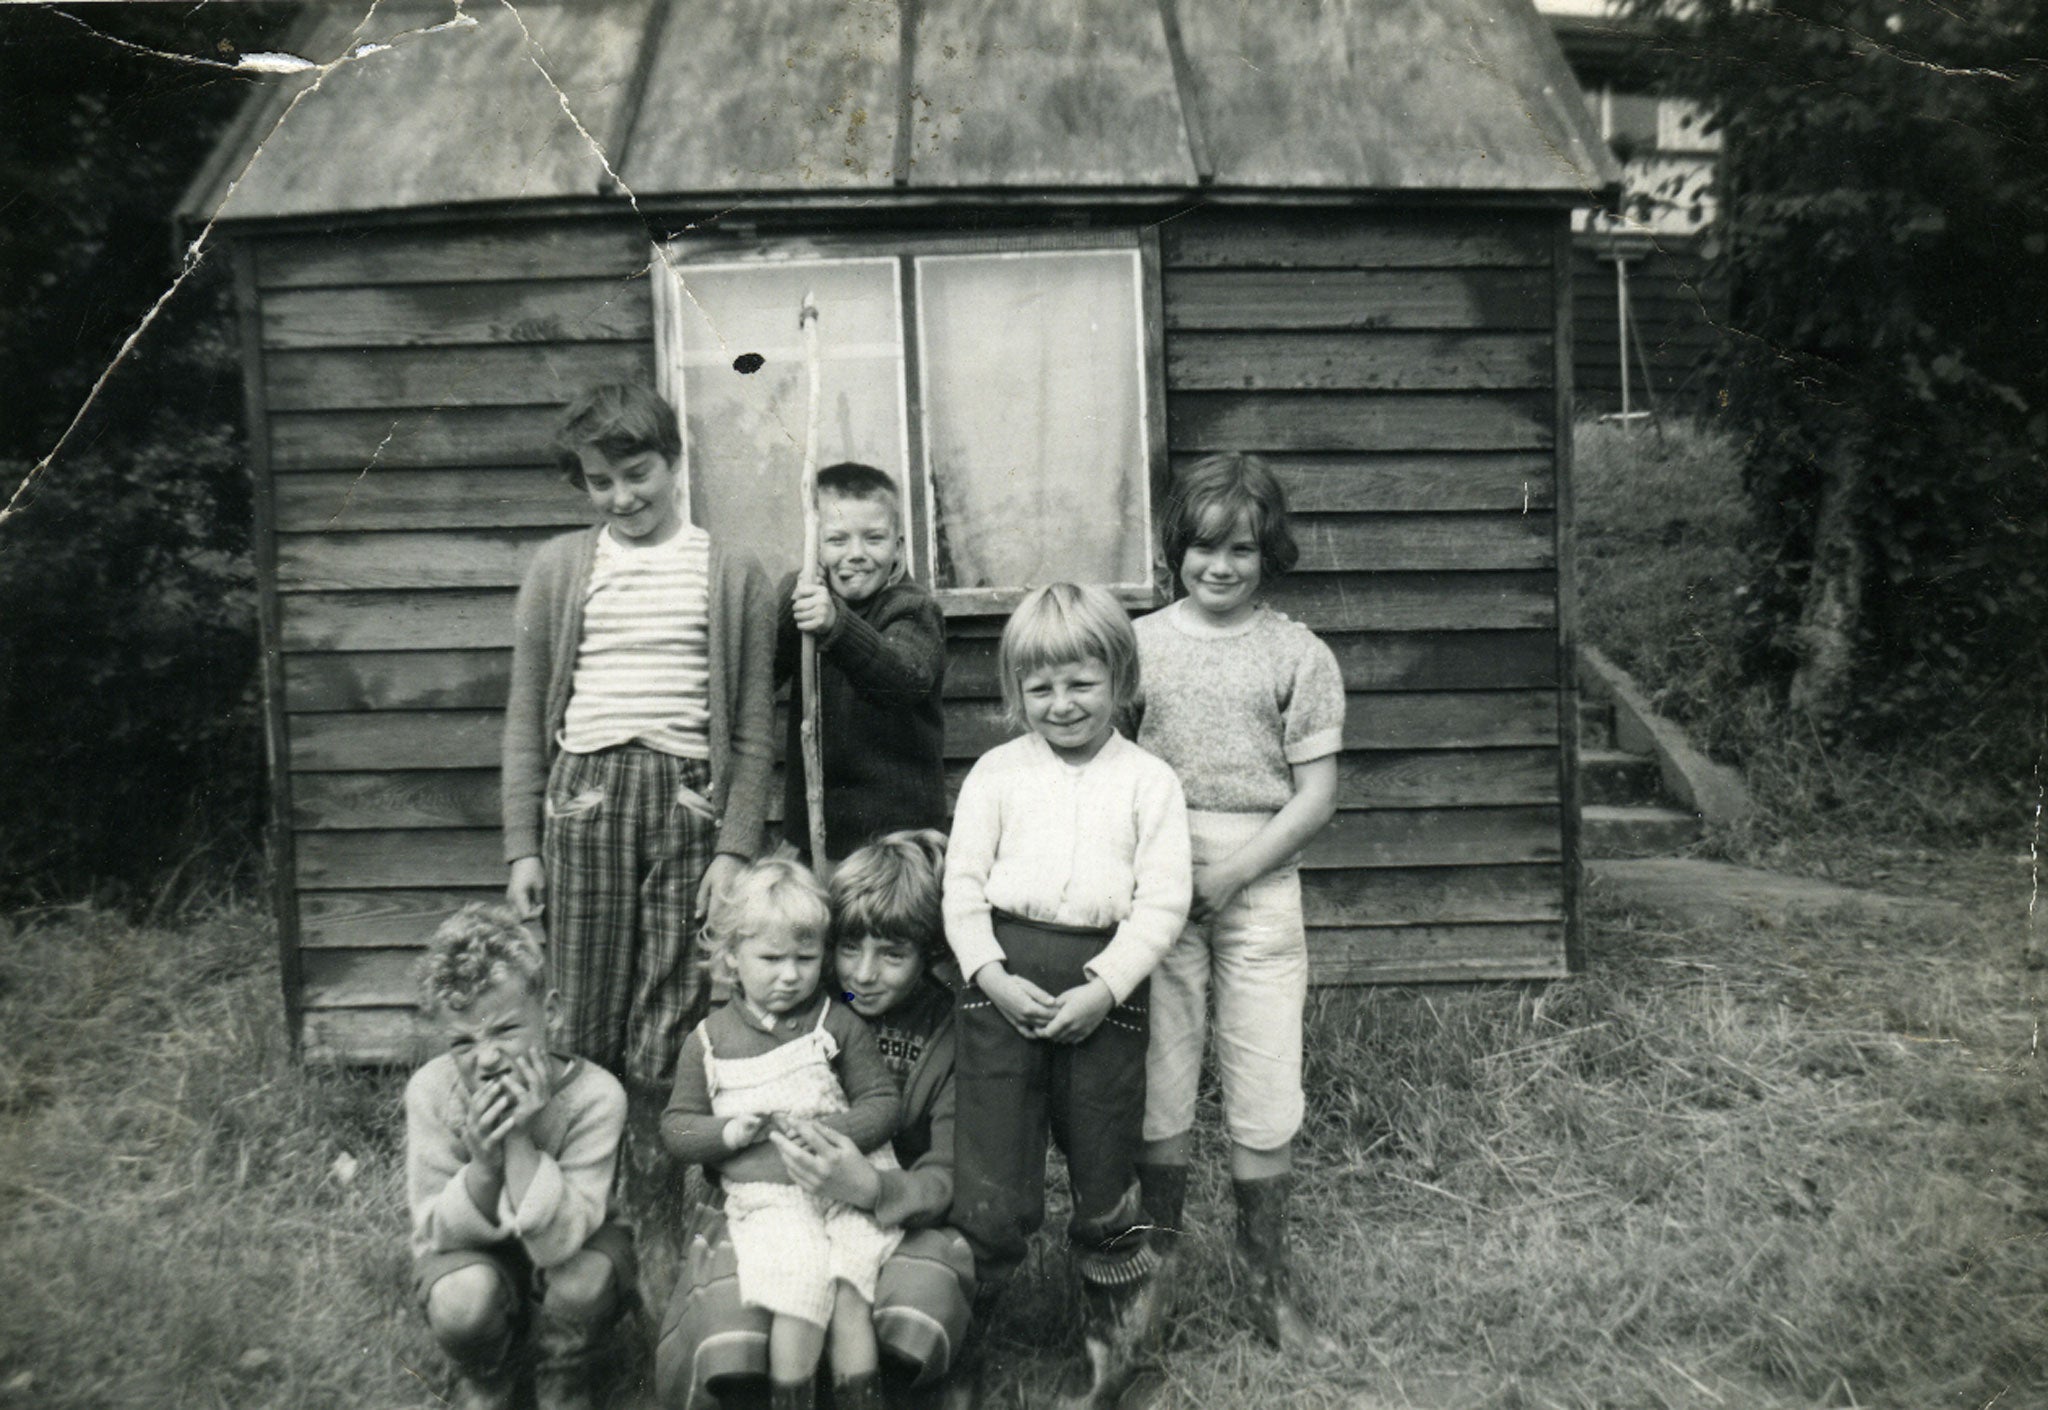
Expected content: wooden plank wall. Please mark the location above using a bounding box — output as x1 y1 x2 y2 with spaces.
246 209 1570 1065
1570 237 1725 414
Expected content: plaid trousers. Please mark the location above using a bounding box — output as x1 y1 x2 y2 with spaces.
542 745 714 1087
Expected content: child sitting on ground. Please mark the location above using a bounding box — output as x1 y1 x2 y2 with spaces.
776 461 948 869
405 904 634 1410
943 582 1192 1407
661 858 904 1410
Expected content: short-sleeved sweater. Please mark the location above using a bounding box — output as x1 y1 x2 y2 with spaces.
1134 599 1346 813
774 573 947 860
404 1053 626 1267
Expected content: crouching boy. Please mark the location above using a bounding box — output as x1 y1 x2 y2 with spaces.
405 904 637 1410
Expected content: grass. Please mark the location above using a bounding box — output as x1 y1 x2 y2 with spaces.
4 870 2043 1409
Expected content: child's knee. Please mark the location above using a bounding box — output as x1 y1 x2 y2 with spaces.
541 1247 619 1324
426 1264 513 1348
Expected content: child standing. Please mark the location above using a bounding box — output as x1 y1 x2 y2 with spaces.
1133 452 1346 1360
943 583 1191 1405
502 383 778 1092
660 858 904 1410
776 461 948 867
405 905 635 1410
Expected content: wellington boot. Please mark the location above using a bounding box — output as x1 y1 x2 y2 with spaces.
1231 1175 1343 1368
1059 1276 1165 1410
832 1370 886 1410
445 1329 519 1410
769 1377 815 1410
532 1305 608 1410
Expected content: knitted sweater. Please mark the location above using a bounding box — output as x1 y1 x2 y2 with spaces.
660 991 900 1186
502 525 778 864
866 976 958 1230
774 574 947 860
404 1053 625 1267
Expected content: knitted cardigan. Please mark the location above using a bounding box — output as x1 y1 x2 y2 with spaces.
502 525 778 864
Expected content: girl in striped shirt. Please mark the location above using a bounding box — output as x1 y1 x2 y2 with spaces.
502 383 778 1096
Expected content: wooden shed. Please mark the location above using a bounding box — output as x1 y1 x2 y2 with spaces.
181 0 1621 1063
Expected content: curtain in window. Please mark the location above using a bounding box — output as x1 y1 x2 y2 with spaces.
916 251 1149 591
663 259 907 578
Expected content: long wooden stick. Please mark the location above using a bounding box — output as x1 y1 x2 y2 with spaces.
797 291 829 868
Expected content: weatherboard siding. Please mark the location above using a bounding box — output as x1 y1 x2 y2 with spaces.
246 209 1572 1065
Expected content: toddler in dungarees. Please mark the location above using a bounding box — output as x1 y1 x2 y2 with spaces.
661 858 902 1410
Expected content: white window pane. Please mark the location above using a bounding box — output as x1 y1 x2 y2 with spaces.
916 250 1150 592
663 258 906 579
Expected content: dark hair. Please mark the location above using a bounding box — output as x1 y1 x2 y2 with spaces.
816 462 900 506
829 829 948 968
1158 452 1300 584
552 383 682 487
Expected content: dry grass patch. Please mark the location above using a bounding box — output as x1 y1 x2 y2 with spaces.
3 870 2043 1409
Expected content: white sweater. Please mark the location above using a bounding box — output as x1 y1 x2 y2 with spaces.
942 731 1191 1003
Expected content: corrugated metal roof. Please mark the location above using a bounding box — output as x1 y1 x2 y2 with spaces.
182 0 1620 223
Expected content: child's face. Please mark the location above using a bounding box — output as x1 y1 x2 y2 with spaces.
817 492 902 604
438 971 557 1094
577 445 682 545
1020 655 1117 764
731 922 826 1016
1180 509 1262 623
833 932 926 1020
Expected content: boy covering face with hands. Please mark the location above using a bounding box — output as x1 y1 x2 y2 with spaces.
405 905 634 1410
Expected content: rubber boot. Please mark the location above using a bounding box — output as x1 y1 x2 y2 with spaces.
769 1377 815 1410
939 1276 1010 1410
1060 1275 1167 1410
1135 1162 1188 1251
832 1370 886 1410
444 1327 519 1410
532 1303 608 1410
1231 1175 1342 1367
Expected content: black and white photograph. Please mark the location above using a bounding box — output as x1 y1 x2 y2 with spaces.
2 1 2043 1406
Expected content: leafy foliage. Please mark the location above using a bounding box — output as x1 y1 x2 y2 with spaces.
0 6 297 903
1625 0 2048 772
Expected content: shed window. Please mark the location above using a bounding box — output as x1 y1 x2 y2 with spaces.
654 233 1163 612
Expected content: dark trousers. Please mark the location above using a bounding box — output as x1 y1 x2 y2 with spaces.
952 913 1156 1287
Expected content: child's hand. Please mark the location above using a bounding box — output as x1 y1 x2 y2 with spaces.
499 1051 554 1134
722 1113 770 1150
1040 977 1115 1045
1189 860 1248 924
975 963 1058 1038
461 1078 515 1168
506 856 546 920
791 579 839 635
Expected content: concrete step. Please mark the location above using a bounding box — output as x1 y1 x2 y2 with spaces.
1578 697 1615 750
1579 747 1665 806
1581 803 1702 859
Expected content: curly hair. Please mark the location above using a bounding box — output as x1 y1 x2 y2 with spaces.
702 856 832 989
416 903 547 1015
829 829 948 968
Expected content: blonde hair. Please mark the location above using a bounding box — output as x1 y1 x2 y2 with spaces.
703 857 831 990
829 829 948 967
997 582 1139 732
417 903 547 1015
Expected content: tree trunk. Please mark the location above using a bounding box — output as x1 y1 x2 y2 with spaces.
1787 439 1866 726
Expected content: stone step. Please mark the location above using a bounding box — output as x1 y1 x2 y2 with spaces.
1578 747 1665 806
1578 697 1615 750
1580 804 1702 859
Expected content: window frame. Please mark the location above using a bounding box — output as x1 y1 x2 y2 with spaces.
652 227 1169 616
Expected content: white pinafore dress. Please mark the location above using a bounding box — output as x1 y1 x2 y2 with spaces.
707 1001 903 1327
